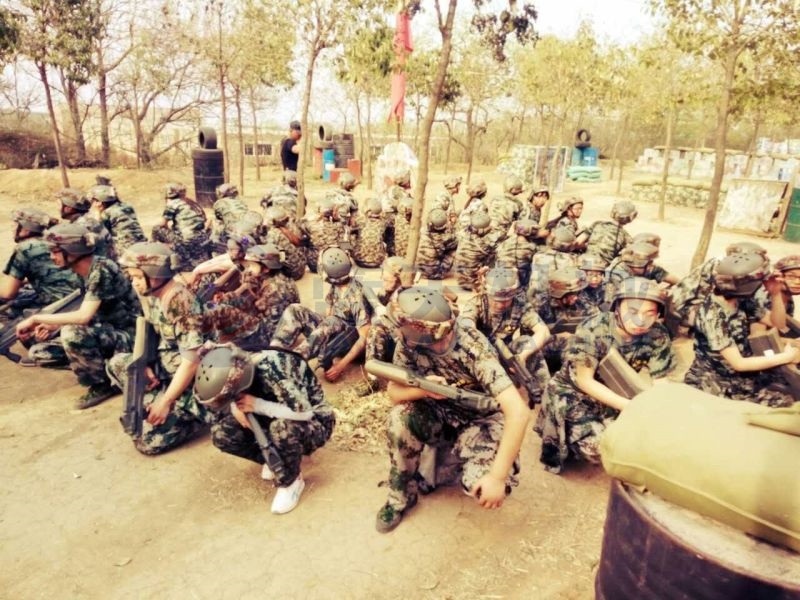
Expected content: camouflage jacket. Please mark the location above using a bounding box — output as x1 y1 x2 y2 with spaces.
416 227 457 267
162 198 208 242
530 290 598 329
265 227 306 281
584 221 632 266
302 216 345 253
85 255 140 332
353 215 387 268
213 197 249 230
144 284 205 375
100 201 147 254
460 290 543 345
690 294 754 381
495 234 537 271
262 185 298 214
3 238 83 305
324 278 370 329
73 214 116 260
393 212 412 257
488 194 523 244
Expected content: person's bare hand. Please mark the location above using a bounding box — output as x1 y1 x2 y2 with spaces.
469 473 506 509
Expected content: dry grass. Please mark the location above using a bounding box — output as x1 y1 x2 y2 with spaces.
327 383 391 454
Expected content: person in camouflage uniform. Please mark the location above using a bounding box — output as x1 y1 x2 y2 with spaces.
193 343 335 514
417 209 458 280
431 175 461 225
19 223 139 408
454 211 495 290
578 254 607 309
460 268 551 406
352 198 387 268
393 195 414 258
89 184 147 255
548 197 584 239
581 200 636 267
373 286 530 533
381 168 413 256
271 247 370 382
328 173 359 230
522 187 549 226
684 253 797 407
487 175 524 246
770 255 800 333
107 242 213 454
535 277 675 474
260 171 299 217
152 182 211 270
495 219 540 289
211 183 250 252
55 188 116 260
457 180 488 239
301 198 346 273
1 208 82 317
263 206 306 280
604 242 678 306
527 226 579 296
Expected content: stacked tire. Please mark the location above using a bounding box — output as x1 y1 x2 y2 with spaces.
333 133 355 168
193 127 224 208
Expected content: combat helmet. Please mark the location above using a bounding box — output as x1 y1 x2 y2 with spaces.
364 198 382 218
164 182 187 199
514 219 540 239
283 171 298 188
558 197 584 213
119 242 181 281
245 243 284 270
611 276 666 314
216 183 238 199
55 188 91 213
194 343 255 411
399 195 414 218
775 255 800 273
469 211 491 236
532 187 550 199
444 175 462 192
632 233 661 249
725 241 767 258
580 254 607 273
227 211 264 250
550 226 576 252
548 267 587 299
484 267 520 300
434 191 452 212
12 208 58 234
393 168 411 188
466 180 487 199
44 222 97 256
714 253 769 297
319 246 352 284
503 175 524 195
392 286 455 348
339 173 358 192
621 242 658 268
87 184 118 205
611 200 637 225
428 209 448 232
265 206 290 228
317 197 336 218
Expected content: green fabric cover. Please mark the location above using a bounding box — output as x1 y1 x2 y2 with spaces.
600 382 800 553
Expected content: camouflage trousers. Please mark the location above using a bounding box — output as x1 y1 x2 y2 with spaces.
384 399 518 512
684 361 795 408
417 252 455 280
30 323 133 387
542 333 569 375
270 304 349 360
151 225 211 271
509 336 551 408
365 315 398 364
454 252 494 290
106 352 212 455
211 411 334 487
534 376 616 474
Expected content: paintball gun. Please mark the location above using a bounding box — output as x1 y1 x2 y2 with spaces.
549 314 586 336
0 288 83 363
120 316 158 438
247 413 287 482
316 326 360 371
196 266 241 304
359 279 395 325
494 338 536 392
596 347 652 399
365 359 498 412
748 329 800 401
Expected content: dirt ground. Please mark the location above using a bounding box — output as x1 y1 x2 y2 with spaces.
1 163 798 599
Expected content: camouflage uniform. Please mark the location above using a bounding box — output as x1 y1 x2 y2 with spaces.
454 228 495 290
271 278 370 359
156 198 211 270
210 348 335 487
583 221 632 267
353 213 387 268
553 214 579 237
212 196 250 248
383 324 518 514
495 233 537 289
73 214 116 260
535 311 675 473
416 224 457 280
393 203 413 258
301 215 345 272
107 285 213 454
329 189 358 225
581 285 606 309
527 249 578 296
529 290 598 369
487 193 523 246
457 197 487 239
3 239 83 308
684 294 794 407
30 256 139 387
381 185 411 256
431 191 458 225
99 201 147 254
264 227 306 281
604 258 669 305
261 184 298 216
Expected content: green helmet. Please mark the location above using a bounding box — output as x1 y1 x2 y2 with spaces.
611 276 666 311
428 209 448 232
725 241 766 258
443 175 462 192
216 183 238 199
533 187 550 198
227 211 263 247
611 200 637 224
434 191 452 211
245 243 284 270
317 198 335 218
503 175 524 195
580 254 607 272
399 195 414 217
265 206 289 228
55 188 90 212
283 171 298 188
165 182 187 199
88 184 118 205
514 219 539 238
550 226 576 252
119 242 180 280
364 198 382 217
775 255 800 273
548 267 587 299
469 211 491 236
467 180 487 199
558 197 584 213
632 232 661 248
622 242 658 268
12 208 58 233
393 168 411 187
194 344 255 411
484 267 519 300
44 222 97 256
714 253 769 297
339 173 357 191
392 286 455 348
95 174 112 186
320 246 352 283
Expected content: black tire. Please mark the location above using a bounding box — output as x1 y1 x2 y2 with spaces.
576 128 591 144
595 481 800 600
318 124 333 142
198 127 217 149
575 141 592 150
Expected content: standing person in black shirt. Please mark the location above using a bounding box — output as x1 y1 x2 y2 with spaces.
281 120 302 172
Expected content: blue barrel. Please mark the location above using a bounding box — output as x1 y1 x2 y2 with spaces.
783 188 800 242
322 148 335 182
582 147 598 166
571 147 584 166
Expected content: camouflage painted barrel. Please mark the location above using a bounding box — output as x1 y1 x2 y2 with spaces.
193 128 224 208
783 188 800 243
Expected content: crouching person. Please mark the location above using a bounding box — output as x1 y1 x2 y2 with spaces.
109 242 212 454
194 343 335 514
374 287 530 533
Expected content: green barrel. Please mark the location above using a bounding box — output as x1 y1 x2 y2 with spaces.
784 188 800 242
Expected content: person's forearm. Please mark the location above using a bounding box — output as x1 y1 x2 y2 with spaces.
488 388 529 480
161 359 198 405
770 293 787 331
575 374 629 411
387 381 430 404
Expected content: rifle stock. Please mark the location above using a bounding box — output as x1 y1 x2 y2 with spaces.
318 326 360 370
120 316 158 438
550 314 585 335
0 289 83 363
196 266 240 303
365 359 497 411
247 413 286 481
597 347 652 399
494 338 536 392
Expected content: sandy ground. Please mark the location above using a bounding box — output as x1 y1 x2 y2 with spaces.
1 163 797 599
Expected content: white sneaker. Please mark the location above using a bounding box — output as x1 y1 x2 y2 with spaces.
271 475 305 514
261 463 275 481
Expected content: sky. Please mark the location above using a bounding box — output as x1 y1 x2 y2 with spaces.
532 0 656 45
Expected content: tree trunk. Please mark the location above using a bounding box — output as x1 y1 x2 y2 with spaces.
616 157 624 195
218 10 229 182
234 86 245 195
366 95 374 191
405 0 458 264
658 106 674 222
296 49 320 220
465 104 475 183
744 113 762 177
691 51 738 269
250 88 261 181
97 53 110 167
609 112 627 181
59 72 87 165
37 63 69 187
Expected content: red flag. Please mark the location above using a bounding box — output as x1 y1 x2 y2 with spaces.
388 11 413 123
